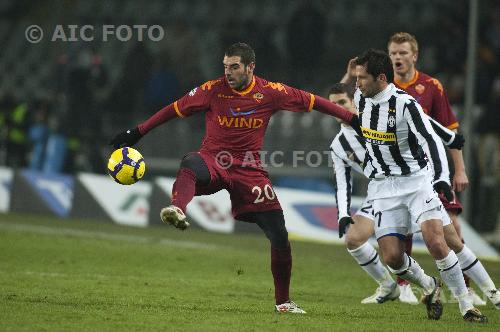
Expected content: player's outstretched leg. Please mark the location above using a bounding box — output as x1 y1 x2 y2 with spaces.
161 153 211 230
421 219 487 323
397 234 419 304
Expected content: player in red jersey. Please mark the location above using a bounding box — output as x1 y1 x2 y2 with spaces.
387 32 482 304
110 42 359 314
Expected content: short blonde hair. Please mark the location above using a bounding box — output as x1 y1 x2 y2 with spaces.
388 32 419 54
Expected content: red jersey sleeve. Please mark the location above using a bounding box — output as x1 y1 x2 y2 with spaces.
267 82 315 113
428 78 459 130
175 79 221 117
267 81 353 122
138 79 218 135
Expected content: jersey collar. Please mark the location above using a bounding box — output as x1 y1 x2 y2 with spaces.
372 83 394 102
395 70 419 89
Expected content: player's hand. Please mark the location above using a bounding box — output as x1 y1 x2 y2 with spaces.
453 170 469 192
433 181 453 201
346 57 357 78
338 216 354 238
448 133 465 150
109 127 142 149
349 114 363 137
340 57 357 84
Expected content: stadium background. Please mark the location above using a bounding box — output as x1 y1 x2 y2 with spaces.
0 0 498 245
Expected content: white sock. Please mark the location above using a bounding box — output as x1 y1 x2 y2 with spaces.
348 242 394 288
388 254 434 294
456 245 496 294
436 250 473 316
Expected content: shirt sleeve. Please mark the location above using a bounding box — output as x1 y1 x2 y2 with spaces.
427 115 456 146
137 81 216 134
429 79 459 130
331 149 353 220
175 80 219 117
404 99 449 184
271 83 315 113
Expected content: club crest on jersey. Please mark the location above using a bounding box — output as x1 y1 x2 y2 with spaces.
189 87 198 96
415 84 425 94
361 127 396 145
388 115 396 128
253 92 264 102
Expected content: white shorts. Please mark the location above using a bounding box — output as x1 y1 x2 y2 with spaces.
355 197 374 220
355 195 452 236
366 168 448 239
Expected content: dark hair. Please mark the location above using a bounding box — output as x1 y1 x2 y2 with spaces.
328 83 354 100
355 49 394 83
225 42 256 66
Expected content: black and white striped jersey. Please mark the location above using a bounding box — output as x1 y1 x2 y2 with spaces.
330 94 457 219
354 84 448 182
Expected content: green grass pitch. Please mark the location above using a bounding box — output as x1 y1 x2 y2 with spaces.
0 213 498 331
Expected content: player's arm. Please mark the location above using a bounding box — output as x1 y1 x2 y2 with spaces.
109 83 213 149
274 83 360 130
404 99 453 199
331 149 355 238
421 120 452 191
427 116 464 149
431 80 468 191
449 145 468 192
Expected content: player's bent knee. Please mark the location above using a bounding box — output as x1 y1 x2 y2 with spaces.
254 210 289 249
443 225 463 252
384 253 405 269
425 237 449 259
345 233 366 250
179 153 210 185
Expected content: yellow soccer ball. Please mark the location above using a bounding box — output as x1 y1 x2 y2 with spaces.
107 147 146 185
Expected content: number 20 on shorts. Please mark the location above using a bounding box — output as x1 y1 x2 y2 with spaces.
252 184 276 204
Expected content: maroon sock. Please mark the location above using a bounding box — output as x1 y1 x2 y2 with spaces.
271 244 292 305
171 168 197 212
397 234 414 286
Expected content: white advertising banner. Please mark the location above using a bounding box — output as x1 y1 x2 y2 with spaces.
78 173 152 227
0 167 13 212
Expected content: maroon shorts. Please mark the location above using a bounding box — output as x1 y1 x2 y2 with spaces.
438 191 463 214
194 151 282 219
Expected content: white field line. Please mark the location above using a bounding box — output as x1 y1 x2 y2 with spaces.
0 222 218 250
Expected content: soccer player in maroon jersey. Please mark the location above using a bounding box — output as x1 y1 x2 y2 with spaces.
387 32 481 304
110 42 359 313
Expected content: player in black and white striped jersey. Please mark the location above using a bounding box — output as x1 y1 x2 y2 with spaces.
328 83 499 313
338 49 487 323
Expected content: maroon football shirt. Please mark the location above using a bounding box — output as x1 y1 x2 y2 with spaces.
395 71 459 130
139 75 352 159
